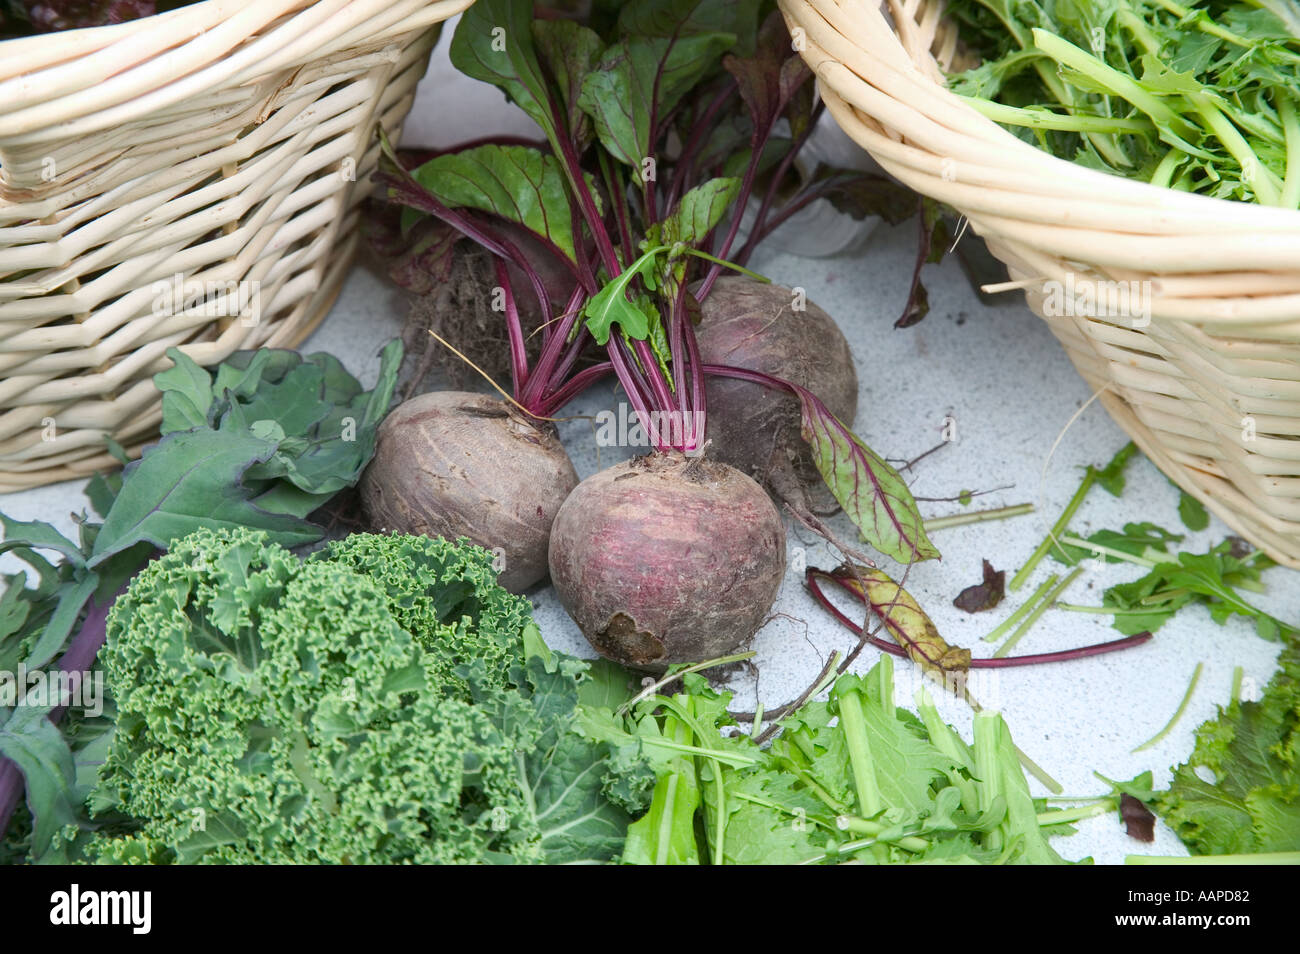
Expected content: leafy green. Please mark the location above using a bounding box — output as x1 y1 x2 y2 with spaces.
73 528 649 865
407 146 590 263
651 177 742 249
1157 642 1300 855
531 18 605 145
578 32 735 169
797 388 940 563
946 0 1300 205
596 656 1072 864
615 0 761 54
1089 439 1140 497
0 343 401 862
91 343 399 565
449 0 561 145
1101 542 1296 639
1054 520 1183 565
1176 489 1211 531
583 248 662 345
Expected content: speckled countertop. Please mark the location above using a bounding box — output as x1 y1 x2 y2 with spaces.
3 21 1294 865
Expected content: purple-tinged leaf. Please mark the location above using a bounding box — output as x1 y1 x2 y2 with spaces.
617 0 761 55
449 0 559 145
699 363 937 563
723 12 811 133
826 563 970 677
1121 793 1157 842
578 32 735 169
363 199 460 295
897 199 951 329
795 388 940 564
953 559 1006 613
806 566 1155 669
816 169 919 226
532 18 604 147
408 145 587 264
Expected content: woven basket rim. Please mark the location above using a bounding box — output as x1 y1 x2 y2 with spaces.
781 0 1300 263
0 0 301 59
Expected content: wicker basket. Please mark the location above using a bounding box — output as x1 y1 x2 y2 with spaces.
0 0 473 491
778 0 1300 567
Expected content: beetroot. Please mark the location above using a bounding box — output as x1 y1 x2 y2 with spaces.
360 391 578 592
695 276 858 508
548 452 786 669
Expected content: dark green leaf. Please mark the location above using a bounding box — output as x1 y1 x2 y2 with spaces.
0 516 84 568
156 348 214 434
584 251 662 345
410 145 586 262
578 32 735 169
1178 490 1211 531
532 19 604 145
660 177 741 246
88 424 321 567
449 0 559 143
0 704 77 857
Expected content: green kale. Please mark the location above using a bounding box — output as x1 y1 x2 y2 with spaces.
0 343 401 861
70 528 644 865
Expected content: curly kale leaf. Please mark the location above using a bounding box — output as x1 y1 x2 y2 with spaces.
80 528 644 865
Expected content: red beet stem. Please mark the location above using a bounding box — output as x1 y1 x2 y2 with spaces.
805 567 1152 668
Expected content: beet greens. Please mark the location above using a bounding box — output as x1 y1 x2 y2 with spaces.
378 0 938 564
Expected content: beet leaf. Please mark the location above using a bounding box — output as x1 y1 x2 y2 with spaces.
796 389 940 563
408 145 590 264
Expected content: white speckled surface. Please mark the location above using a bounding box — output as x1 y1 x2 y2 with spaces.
3 22 1295 865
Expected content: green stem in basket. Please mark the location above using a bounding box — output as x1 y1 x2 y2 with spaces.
1279 93 1300 210
1029 29 1206 153
1186 92 1282 206
1148 149 1186 190
1151 0 1252 48
959 97 1153 136
995 567 1084 658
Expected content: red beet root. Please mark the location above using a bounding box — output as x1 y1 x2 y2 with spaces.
695 276 858 508
548 452 786 669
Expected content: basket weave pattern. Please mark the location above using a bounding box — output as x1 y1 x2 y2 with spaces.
780 0 1300 567
0 0 472 491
